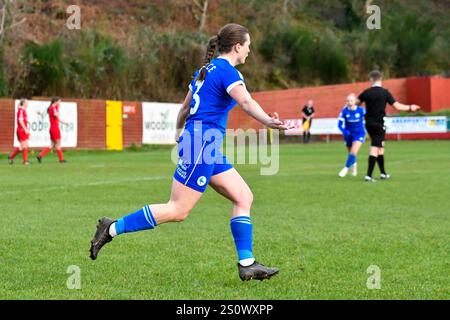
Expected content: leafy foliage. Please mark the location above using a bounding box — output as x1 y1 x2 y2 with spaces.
259 22 349 85
63 30 128 99
16 40 66 97
0 0 448 100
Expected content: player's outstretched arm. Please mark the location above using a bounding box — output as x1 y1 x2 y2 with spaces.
393 102 421 112
229 85 291 130
175 90 193 142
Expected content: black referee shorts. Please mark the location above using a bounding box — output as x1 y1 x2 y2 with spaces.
365 122 385 147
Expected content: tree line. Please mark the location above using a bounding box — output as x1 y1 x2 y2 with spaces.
0 0 448 101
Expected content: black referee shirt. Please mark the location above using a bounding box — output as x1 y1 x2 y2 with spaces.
302 105 315 117
358 86 396 124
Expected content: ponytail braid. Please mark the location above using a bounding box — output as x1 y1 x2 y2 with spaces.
194 24 249 81
196 35 219 81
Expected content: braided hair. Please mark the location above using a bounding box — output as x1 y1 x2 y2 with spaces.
196 35 219 82
196 23 249 82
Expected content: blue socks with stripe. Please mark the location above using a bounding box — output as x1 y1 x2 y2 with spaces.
345 153 356 168
110 208 256 267
230 216 255 266
113 205 157 236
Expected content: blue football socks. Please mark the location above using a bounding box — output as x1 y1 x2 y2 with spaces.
230 216 255 266
345 153 357 168
115 205 157 235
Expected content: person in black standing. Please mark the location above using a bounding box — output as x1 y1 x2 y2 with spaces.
357 70 420 182
302 100 315 143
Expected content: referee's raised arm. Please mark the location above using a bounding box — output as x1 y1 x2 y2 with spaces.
392 101 421 112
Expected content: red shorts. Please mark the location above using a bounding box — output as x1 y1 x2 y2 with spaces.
50 128 61 141
17 129 29 142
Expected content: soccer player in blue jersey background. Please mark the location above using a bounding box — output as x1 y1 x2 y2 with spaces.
89 23 291 281
337 93 366 178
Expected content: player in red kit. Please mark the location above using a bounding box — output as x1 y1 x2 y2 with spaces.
8 99 31 165
37 96 67 163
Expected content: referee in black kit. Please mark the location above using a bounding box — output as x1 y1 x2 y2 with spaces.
301 100 315 143
357 70 420 182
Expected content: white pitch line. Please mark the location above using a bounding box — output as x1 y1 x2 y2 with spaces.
0 175 169 196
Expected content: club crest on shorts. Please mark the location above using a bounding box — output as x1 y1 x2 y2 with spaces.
197 176 207 186
176 158 190 179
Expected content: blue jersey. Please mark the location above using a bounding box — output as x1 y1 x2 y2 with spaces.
173 57 243 193
185 57 245 136
338 106 366 134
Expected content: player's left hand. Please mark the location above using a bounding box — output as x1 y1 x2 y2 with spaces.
266 118 294 131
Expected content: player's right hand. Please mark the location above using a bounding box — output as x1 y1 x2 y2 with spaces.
411 104 421 112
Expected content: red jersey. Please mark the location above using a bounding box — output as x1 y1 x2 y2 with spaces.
48 103 60 130
17 106 28 131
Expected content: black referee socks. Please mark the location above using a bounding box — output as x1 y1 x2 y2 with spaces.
367 155 377 177
377 155 386 174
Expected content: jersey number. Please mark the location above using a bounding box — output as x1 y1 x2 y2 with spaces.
190 80 204 115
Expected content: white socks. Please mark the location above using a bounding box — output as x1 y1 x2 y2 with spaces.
239 258 255 267
109 223 117 237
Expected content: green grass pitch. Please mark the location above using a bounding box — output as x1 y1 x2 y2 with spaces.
1 140 449 299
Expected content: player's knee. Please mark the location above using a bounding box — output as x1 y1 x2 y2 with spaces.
172 214 188 222
235 189 253 209
170 202 192 222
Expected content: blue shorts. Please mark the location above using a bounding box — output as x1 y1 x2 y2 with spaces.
173 128 233 193
345 132 366 147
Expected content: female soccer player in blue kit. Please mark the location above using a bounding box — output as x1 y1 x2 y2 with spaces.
89 24 290 281
337 93 366 177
